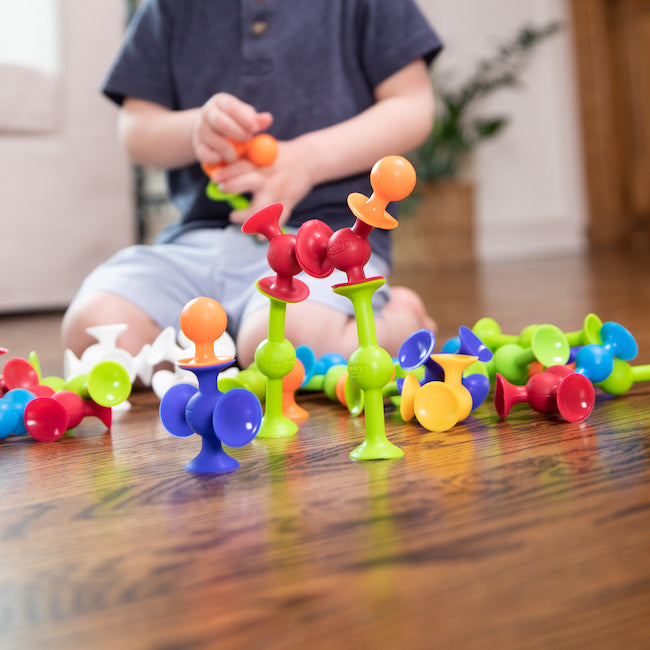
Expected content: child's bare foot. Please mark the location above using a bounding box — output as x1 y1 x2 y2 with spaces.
385 286 437 333
375 285 437 356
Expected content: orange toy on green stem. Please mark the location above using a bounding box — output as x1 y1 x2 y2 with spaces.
201 133 278 178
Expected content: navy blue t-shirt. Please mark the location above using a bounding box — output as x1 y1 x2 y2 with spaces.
102 0 442 264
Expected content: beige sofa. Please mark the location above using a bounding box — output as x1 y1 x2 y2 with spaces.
0 0 135 313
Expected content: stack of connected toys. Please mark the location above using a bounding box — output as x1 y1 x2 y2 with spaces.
0 348 131 442
4 154 648 473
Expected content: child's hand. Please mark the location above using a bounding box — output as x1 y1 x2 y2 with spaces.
211 138 315 228
192 93 273 167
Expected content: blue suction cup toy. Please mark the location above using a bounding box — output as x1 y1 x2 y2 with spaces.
457 326 493 362
0 388 35 437
442 336 460 353
462 372 491 410
398 329 443 383
600 322 638 361
442 327 492 362
314 352 347 375
159 383 198 438
295 345 317 387
213 388 262 448
159 296 262 474
574 344 613 383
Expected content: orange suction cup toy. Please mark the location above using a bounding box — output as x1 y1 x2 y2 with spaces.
177 296 233 367
347 155 415 230
201 133 278 177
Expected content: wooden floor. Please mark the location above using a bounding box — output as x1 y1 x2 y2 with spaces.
0 247 649 650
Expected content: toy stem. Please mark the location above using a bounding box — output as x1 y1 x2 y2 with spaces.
268 296 286 343
256 295 298 439
339 280 378 347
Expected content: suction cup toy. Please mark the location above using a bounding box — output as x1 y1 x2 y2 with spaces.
2 357 39 390
295 345 317 387
332 278 402 459
495 367 594 422
296 156 415 285
159 297 262 473
399 373 420 422
87 360 132 407
212 388 262 448
242 203 309 302
414 381 461 433
148 326 186 366
52 389 113 430
160 384 198 438
23 397 69 442
301 352 348 391
201 133 278 177
597 359 650 396
574 321 638 382
219 365 266 401
398 329 443 383
81 323 137 383
462 372 491 411
0 388 35 438
322 364 348 402
242 204 312 438
472 317 520 351
493 324 570 385
332 370 364 417
565 313 604 347
282 359 309 421
442 326 493 362
202 134 278 209
429 353 477 423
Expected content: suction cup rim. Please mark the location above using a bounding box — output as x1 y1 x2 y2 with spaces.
3 358 39 390
399 373 420 422
87 360 132 407
257 276 310 303
241 202 283 236
600 321 638 360
414 381 460 432
347 193 398 230
532 324 570 366
24 397 68 442
556 373 595 422
213 388 262 447
159 383 198 437
398 329 435 371
295 219 335 278
458 326 493 362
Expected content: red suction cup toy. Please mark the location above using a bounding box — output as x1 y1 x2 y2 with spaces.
242 203 309 302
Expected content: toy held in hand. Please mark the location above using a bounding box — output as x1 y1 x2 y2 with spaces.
202 133 278 209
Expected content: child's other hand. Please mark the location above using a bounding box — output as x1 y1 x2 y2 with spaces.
216 138 315 228
192 92 273 167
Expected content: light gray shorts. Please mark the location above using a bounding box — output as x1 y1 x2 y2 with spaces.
75 225 391 339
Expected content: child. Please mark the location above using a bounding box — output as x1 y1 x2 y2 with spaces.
62 0 443 368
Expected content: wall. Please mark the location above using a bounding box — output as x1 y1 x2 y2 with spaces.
0 0 134 312
417 0 588 262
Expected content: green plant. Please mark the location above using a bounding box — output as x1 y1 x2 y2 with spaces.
412 21 562 183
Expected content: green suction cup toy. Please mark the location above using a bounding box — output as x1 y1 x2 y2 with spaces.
493 324 570 385
87 360 132 407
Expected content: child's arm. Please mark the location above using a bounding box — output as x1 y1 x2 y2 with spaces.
116 57 433 226
214 58 434 225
